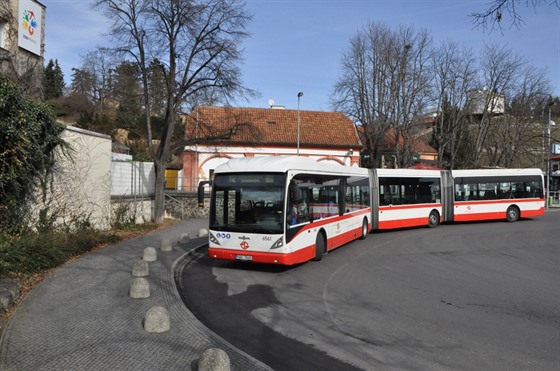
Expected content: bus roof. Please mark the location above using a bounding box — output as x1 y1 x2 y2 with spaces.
374 168 442 178
451 168 543 177
214 156 368 176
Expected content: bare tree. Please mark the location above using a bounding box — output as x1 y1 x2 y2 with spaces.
390 26 432 168
470 0 560 32
465 43 552 168
72 48 118 124
331 22 392 167
485 64 551 168
430 41 477 169
94 0 254 223
466 44 524 167
331 21 432 168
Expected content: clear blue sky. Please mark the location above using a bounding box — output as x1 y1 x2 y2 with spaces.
43 0 559 112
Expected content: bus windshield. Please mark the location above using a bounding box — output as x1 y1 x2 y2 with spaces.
210 173 286 234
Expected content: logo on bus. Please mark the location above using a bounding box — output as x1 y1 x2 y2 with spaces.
240 241 250 250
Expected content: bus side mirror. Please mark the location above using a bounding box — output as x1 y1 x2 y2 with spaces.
197 180 212 207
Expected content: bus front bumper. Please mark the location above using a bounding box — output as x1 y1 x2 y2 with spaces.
208 246 314 266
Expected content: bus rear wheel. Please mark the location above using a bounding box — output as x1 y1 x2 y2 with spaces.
428 210 440 228
312 232 325 261
506 206 519 222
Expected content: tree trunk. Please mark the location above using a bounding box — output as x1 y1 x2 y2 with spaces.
153 160 166 224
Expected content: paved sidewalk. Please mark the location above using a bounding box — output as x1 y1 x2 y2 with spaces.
0 219 271 371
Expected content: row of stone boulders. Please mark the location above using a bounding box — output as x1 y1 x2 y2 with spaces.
0 278 20 312
1 278 21 332
129 238 173 333
129 229 231 370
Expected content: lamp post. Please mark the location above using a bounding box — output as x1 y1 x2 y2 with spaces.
297 91 302 156
546 101 557 209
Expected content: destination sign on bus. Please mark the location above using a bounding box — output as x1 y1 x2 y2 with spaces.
226 174 283 185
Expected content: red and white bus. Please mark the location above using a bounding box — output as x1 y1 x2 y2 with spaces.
446 168 545 223
198 157 545 265
203 156 371 265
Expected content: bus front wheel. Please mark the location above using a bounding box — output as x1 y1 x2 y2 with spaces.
506 206 519 222
312 232 325 261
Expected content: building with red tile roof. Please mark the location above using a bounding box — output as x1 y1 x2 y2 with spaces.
180 106 363 191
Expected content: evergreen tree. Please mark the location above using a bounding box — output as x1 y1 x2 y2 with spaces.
113 62 144 133
70 67 95 98
116 96 143 131
44 59 65 100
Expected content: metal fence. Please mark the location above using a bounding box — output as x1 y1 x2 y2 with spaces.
111 161 155 197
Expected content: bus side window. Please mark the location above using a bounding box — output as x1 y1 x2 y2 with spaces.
498 182 510 199
456 183 470 201
380 185 387 205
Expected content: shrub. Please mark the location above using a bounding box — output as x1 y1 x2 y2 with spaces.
0 230 120 277
0 74 66 234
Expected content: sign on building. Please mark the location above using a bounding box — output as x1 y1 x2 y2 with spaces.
18 0 43 56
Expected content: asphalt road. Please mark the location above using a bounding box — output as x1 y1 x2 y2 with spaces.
179 210 560 370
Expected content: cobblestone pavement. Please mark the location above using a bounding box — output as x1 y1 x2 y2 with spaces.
0 219 271 371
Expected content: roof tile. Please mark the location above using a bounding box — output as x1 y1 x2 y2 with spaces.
185 106 362 149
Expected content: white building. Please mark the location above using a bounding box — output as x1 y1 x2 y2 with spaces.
467 89 505 116
182 106 363 191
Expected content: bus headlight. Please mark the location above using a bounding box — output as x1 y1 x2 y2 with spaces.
270 237 284 249
209 232 220 246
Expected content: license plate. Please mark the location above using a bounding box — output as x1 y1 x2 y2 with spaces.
235 255 253 261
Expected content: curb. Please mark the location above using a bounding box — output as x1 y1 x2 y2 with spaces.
171 242 273 371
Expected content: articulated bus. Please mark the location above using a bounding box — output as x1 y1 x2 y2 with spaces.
198 157 545 265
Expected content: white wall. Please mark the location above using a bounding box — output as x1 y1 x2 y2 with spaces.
33 125 113 230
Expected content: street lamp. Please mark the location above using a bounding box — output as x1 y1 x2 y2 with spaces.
297 91 302 156
546 101 557 209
